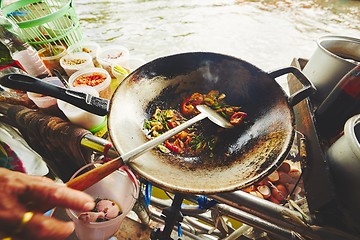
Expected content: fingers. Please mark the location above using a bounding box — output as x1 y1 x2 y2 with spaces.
0 169 96 213
18 213 75 240
20 174 55 184
0 169 96 240
23 183 95 212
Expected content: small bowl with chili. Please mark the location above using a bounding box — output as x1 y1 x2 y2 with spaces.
69 68 112 99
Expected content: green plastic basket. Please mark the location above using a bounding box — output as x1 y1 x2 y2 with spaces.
0 0 83 50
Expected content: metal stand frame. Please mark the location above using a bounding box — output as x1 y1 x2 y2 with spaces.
151 194 185 240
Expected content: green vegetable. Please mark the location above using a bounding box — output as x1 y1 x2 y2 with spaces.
113 65 129 76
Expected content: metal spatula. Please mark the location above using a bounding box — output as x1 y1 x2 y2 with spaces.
66 105 233 191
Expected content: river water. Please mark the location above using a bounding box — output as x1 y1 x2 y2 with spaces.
74 0 360 73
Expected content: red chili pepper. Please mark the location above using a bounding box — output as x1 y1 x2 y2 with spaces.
230 112 247 125
184 136 192 146
181 93 204 115
165 140 183 153
181 96 195 115
189 93 204 105
167 120 178 129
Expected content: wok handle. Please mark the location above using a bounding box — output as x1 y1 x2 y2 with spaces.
0 73 109 116
80 134 119 158
268 67 316 106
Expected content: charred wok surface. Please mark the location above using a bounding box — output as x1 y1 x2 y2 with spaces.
144 86 285 173
109 52 295 194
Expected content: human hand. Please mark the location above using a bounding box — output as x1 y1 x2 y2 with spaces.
0 168 95 240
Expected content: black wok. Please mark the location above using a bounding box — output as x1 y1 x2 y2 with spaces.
0 52 315 194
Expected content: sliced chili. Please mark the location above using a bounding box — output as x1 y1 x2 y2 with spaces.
230 112 247 125
181 93 204 115
165 140 184 154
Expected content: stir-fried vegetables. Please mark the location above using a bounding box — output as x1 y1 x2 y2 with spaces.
143 90 247 156
181 90 247 123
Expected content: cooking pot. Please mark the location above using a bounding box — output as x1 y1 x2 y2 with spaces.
0 52 315 194
303 35 360 102
326 114 360 214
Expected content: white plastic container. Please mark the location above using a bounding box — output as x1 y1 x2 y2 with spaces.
68 68 112 99
111 64 129 85
327 114 360 214
27 77 63 108
67 41 101 66
12 44 49 77
96 45 129 77
114 56 145 73
38 45 67 76
60 52 94 77
57 86 106 130
66 165 138 240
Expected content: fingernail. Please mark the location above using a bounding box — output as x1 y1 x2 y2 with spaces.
84 202 95 210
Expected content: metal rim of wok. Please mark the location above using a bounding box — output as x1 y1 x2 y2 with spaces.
107 52 307 194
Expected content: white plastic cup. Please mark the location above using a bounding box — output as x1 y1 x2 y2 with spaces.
38 45 67 76
96 45 130 77
67 41 101 66
66 165 139 240
68 68 112 99
27 77 64 108
111 64 129 85
57 86 105 130
114 56 145 73
12 45 49 77
60 52 94 77
110 57 145 86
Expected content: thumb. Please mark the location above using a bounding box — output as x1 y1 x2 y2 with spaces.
18 213 75 240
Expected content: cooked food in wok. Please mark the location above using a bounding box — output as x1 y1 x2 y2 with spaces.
143 90 247 156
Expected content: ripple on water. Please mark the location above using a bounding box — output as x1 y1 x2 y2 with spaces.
75 0 359 70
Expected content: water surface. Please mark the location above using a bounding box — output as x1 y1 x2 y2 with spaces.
74 0 359 72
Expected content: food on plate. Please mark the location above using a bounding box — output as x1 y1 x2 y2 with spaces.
143 90 247 156
242 160 305 204
249 191 264 199
257 185 271 199
78 198 122 223
62 58 87 65
82 47 92 54
267 170 280 182
180 90 247 124
73 72 107 87
106 52 124 60
271 184 288 202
